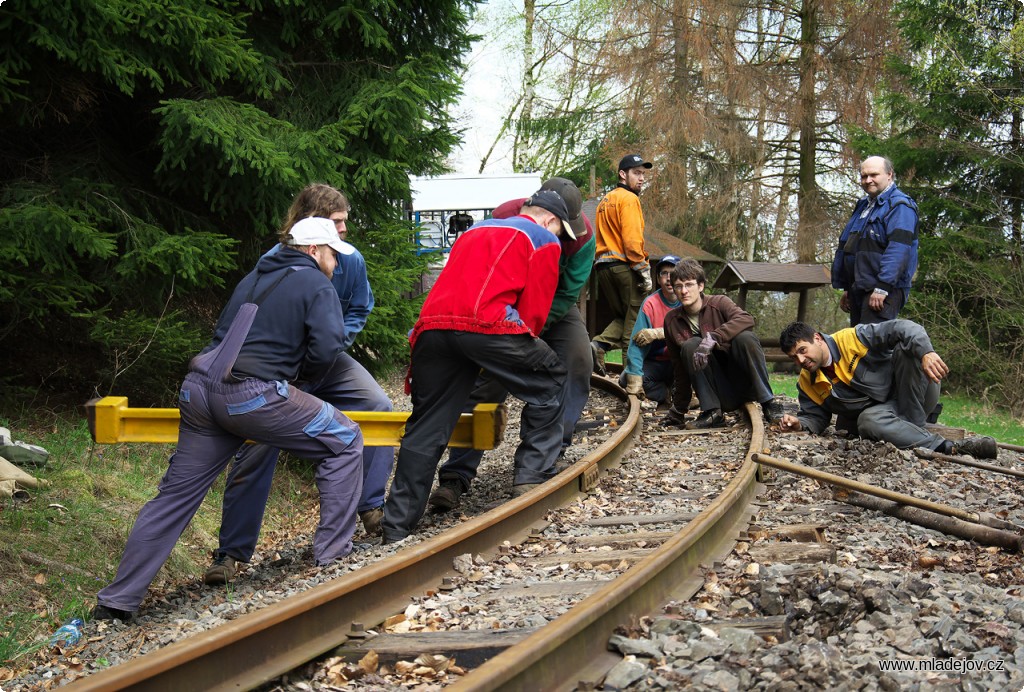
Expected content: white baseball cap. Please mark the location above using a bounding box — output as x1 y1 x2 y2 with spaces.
287 217 355 255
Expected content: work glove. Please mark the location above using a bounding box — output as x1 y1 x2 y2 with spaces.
624 374 644 397
659 406 687 427
692 333 717 371
633 328 663 347
636 269 653 294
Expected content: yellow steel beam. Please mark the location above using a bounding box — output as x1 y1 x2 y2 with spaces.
84 397 507 450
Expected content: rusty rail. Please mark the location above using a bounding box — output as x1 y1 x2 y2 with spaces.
453 402 765 691
67 377 644 691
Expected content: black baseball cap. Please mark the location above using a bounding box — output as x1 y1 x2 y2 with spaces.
541 177 584 239
618 154 653 172
525 189 576 239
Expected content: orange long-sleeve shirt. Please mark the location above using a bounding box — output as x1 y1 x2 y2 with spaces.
594 185 648 271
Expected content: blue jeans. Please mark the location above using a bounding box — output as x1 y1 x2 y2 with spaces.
619 357 673 404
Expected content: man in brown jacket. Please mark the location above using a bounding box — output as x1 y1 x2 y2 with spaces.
661 259 782 429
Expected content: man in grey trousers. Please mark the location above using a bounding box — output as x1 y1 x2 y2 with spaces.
93 218 364 621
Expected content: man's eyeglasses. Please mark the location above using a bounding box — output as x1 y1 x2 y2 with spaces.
672 281 700 292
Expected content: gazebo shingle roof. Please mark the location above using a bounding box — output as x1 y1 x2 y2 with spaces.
712 261 831 293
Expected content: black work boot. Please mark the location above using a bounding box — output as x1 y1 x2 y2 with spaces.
428 481 465 513
761 399 784 425
952 436 998 459
92 604 135 622
685 409 725 430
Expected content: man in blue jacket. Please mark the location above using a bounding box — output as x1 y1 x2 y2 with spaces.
204 184 393 586
831 156 919 327
94 217 364 620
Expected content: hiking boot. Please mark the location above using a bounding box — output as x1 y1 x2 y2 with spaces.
203 552 241 586
92 604 134 622
761 399 784 425
590 340 607 376
952 436 998 459
428 481 464 513
685 409 725 430
359 507 383 536
659 406 688 427
510 482 541 498
551 458 573 475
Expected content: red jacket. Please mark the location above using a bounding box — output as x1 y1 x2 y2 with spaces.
411 216 561 348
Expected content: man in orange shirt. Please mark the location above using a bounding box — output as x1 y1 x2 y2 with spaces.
591 153 652 373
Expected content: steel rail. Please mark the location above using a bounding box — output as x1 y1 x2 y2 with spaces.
66 377 641 692
452 402 766 691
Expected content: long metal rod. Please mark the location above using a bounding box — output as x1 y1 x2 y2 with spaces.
753 453 986 524
914 448 1024 479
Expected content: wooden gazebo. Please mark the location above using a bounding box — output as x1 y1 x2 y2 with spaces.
712 261 831 323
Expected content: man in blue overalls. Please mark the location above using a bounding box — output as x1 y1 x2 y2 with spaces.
831 156 919 327
205 184 393 587
93 217 364 621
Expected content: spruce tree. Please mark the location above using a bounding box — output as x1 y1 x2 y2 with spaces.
0 0 478 402
854 0 1024 411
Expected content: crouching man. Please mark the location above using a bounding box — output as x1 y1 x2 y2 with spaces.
777 319 996 458
661 259 781 428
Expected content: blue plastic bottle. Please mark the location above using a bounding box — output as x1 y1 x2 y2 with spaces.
48 618 84 647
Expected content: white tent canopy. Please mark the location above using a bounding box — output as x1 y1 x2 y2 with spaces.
409 173 542 212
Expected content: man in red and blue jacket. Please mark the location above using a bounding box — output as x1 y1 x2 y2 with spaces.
427 178 595 513
381 190 574 542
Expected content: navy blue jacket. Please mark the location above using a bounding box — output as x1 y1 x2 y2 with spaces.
831 184 919 293
264 240 373 351
204 247 346 383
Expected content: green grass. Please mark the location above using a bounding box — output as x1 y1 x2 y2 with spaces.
0 413 320 672
770 372 1024 445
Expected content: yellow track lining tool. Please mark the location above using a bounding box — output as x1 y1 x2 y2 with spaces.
85 397 508 450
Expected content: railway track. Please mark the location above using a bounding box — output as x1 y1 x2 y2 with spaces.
23 375 763 691
15 376 1024 690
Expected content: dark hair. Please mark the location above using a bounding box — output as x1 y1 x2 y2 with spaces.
779 321 818 353
278 184 349 242
670 259 706 286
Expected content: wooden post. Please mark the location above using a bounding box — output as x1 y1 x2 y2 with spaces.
796 289 809 322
